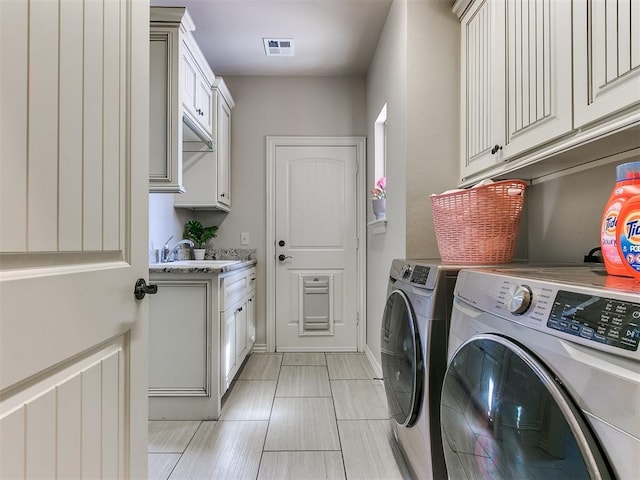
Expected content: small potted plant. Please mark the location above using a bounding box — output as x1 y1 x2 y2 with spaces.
371 176 386 219
183 220 218 260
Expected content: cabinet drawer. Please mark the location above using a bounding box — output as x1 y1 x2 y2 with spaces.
246 267 256 293
221 271 247 309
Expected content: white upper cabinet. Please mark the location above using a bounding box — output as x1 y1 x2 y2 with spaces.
182 44 214 137
459 0 505 180
505 0 572 156
149 7 214 193
454 0 639 186
149 22 183 193
174 77 234 211
573 0 640 128
214 79 234 208
458 0 572 183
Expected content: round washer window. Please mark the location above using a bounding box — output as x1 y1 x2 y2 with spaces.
441 335 612 480
380 289 423 427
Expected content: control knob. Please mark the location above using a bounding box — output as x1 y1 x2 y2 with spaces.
505 284 532 315
400 264 413 280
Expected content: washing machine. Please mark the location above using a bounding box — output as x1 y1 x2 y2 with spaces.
442 266 639 479
380 259 463 480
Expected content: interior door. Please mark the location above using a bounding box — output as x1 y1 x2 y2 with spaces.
273 142 359 351
0 0 149 478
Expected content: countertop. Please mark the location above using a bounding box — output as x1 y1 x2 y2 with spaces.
149 259 256 274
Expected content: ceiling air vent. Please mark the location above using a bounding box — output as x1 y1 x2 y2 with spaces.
263 38 295 57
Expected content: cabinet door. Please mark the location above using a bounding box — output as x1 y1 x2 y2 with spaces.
504 0 572 157
182 50 197 117
247 291 256 351
221 307 236 392
149 27 183 193
173 145 218 208
459 0 505 182
235 301 248 365
217 95 232 206
149 281 210 396
573 0 640 127
196 75 213 135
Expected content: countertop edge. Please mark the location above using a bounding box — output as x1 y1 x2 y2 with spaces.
149 259 257 274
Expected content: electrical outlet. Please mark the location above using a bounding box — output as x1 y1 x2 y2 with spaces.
241 232 249 245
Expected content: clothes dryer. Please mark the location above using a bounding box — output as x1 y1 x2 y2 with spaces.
443 266 639 479
381 259 462 480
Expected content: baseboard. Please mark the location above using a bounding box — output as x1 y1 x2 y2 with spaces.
251 343 268 353
364 344 382 378
274 346 358 353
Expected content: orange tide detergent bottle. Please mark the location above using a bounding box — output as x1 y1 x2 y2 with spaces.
601 161 640 276
616 194 640 280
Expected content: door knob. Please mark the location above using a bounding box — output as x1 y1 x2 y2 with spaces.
279 240 286 247
134 278 158 300
278 254 293 262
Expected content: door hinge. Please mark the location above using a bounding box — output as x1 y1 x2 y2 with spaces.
356 312 360 325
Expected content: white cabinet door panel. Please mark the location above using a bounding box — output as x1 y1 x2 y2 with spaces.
573 0 640 127
504 0 572 157
149 281 210 395
460 0 505 180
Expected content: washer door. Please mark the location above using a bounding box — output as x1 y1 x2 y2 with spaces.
441 334 612 480
381 289 423 427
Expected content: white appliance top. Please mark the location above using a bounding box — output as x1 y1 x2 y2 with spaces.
454 266 640 361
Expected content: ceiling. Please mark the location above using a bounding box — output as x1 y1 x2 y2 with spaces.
150 0 394 77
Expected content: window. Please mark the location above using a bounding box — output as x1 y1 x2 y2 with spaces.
374 103 387 182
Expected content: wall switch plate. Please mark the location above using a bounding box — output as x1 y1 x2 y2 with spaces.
241 232 249 245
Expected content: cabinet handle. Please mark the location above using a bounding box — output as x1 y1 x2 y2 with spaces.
236 306 243 313
491 144 503 154
248 298 253 302
221 193 226 197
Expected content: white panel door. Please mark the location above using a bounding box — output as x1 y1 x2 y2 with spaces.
274 144 358 351
0 0 149 478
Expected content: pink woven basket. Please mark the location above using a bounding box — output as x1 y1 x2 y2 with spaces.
430 180 527 264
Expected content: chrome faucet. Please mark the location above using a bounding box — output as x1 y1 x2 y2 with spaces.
165 239 195 262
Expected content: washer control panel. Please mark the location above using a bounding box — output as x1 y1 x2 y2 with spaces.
410 265 431 286
454 269 640 358
548 290 640 352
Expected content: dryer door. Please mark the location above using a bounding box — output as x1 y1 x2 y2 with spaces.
381 289 423 427
440 334 612 480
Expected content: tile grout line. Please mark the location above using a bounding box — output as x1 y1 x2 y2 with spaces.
164 420 204 480
254 354 283 479
325 353 349 480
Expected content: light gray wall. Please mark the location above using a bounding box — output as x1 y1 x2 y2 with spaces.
188 76 367 347
149 193 192 256
365 0 460 365
527 163 617 263
366 0 408 364
406 0 460 258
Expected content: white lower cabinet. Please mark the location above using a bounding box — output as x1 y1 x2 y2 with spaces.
221 301 237 393
247 289 256 352
148 264 256 420
149 280 211 397
219 266 255 395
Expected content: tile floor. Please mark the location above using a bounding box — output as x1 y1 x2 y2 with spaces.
148 353 412 479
